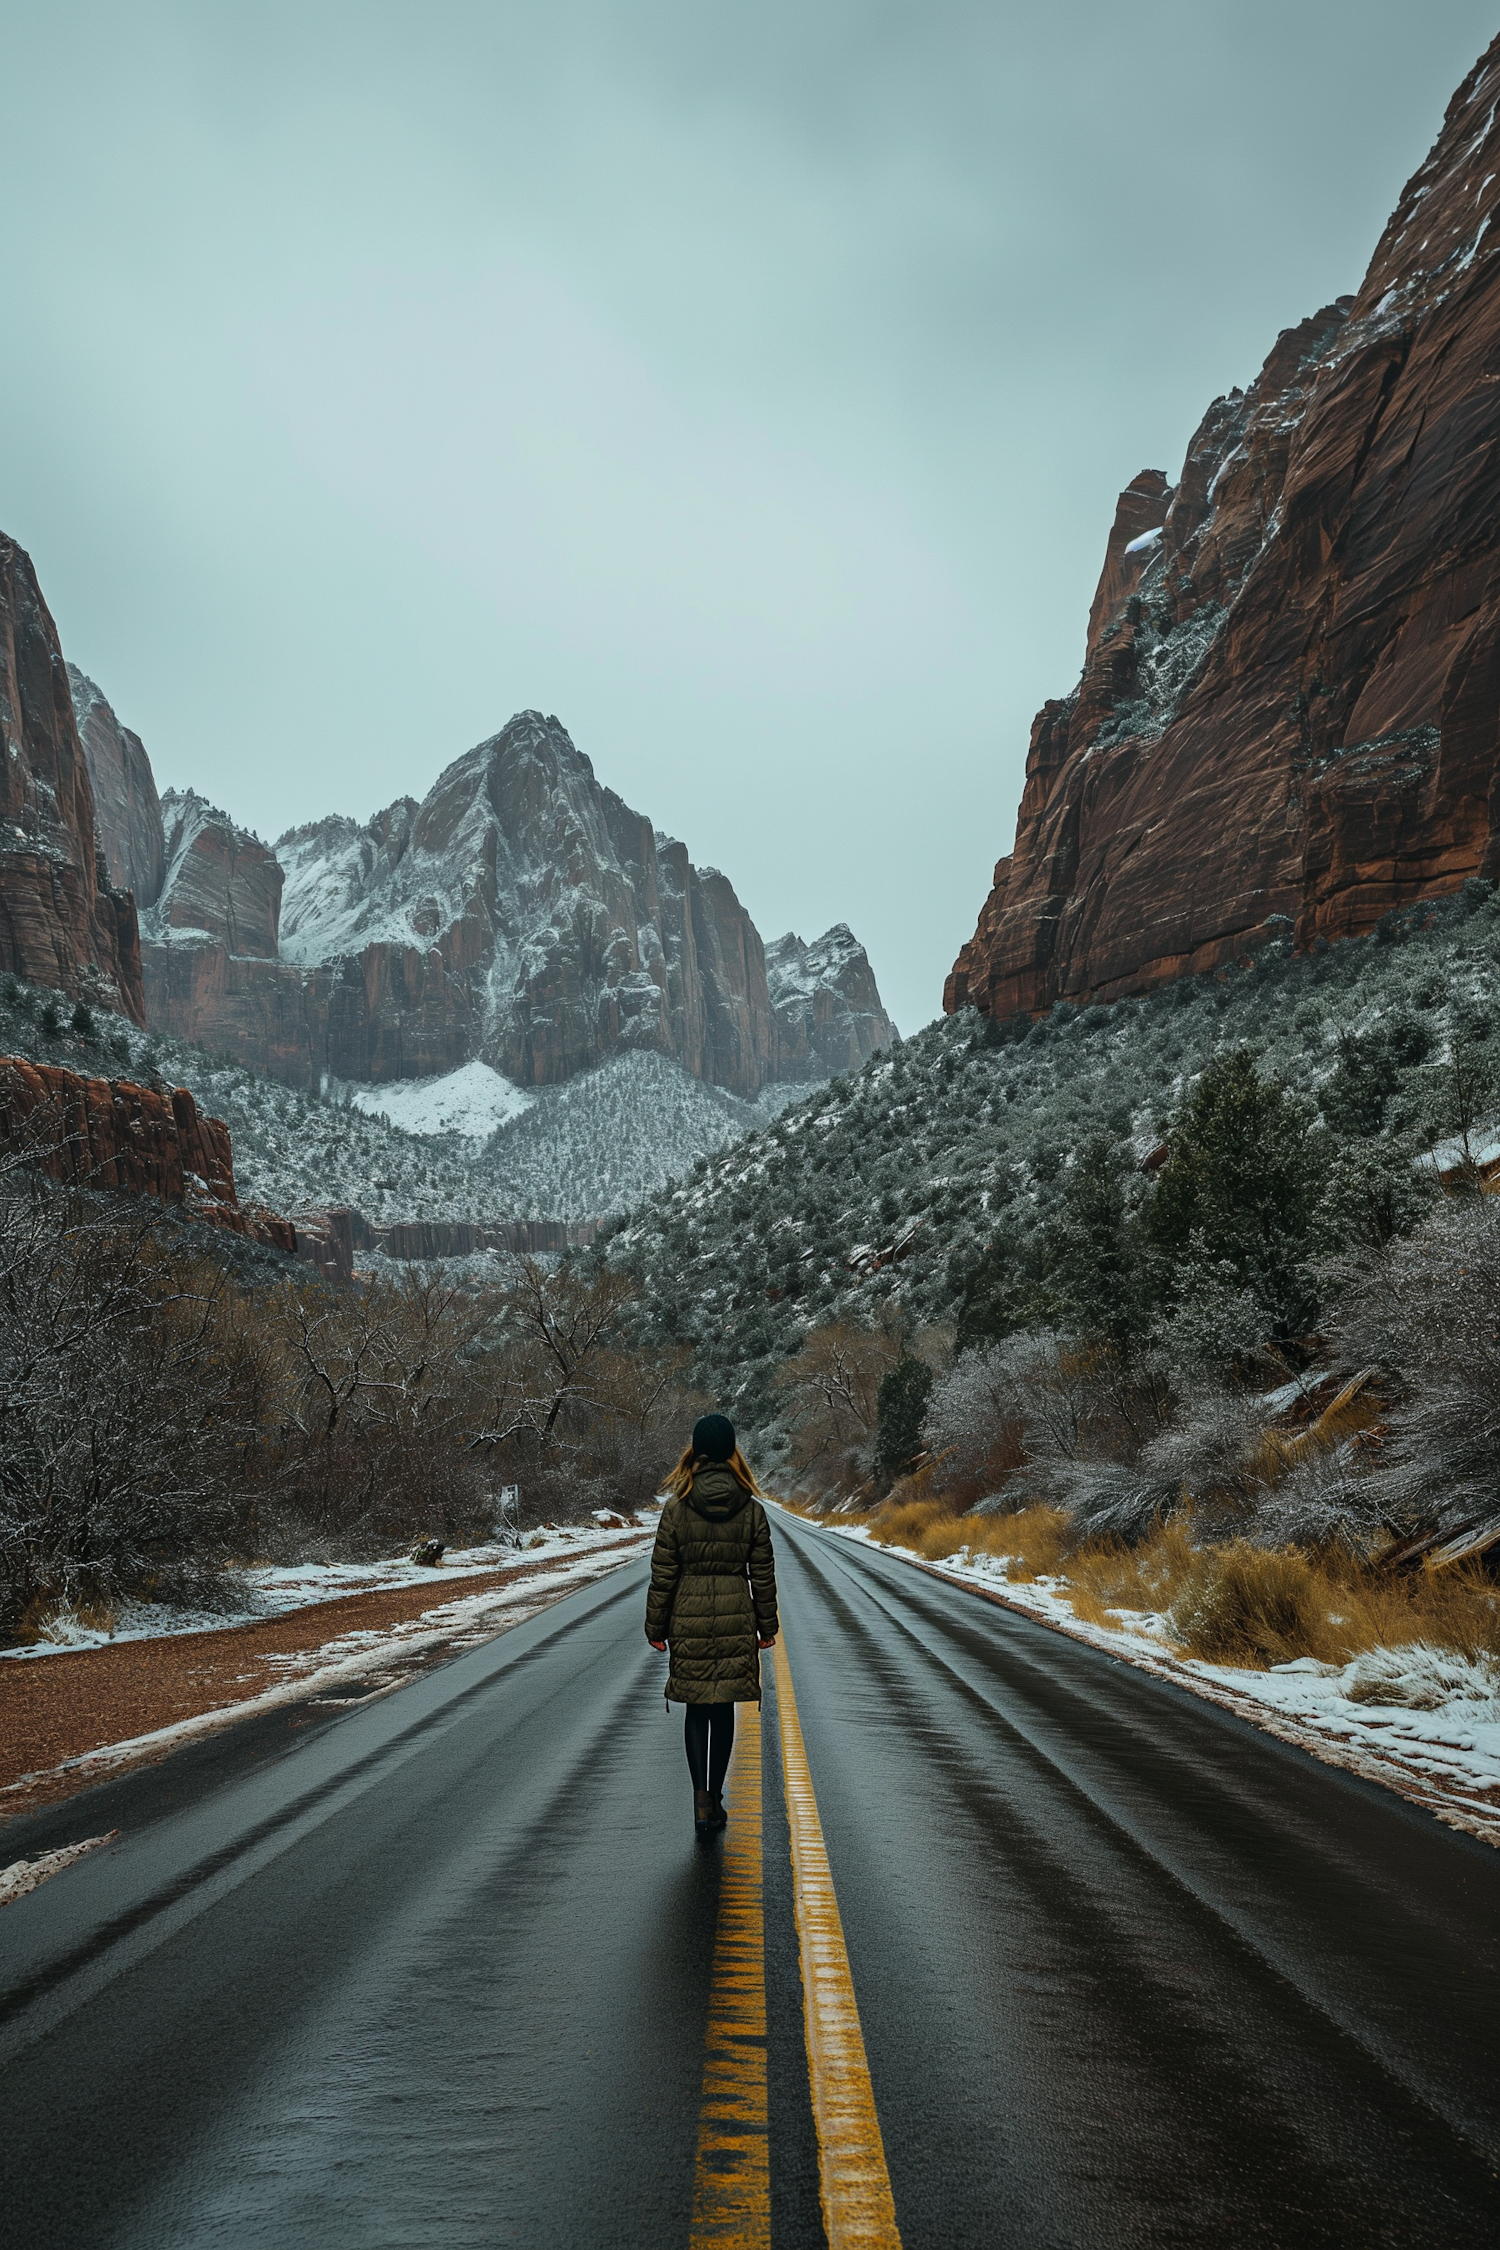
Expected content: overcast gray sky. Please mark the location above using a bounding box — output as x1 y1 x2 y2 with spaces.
2 2 1495 1033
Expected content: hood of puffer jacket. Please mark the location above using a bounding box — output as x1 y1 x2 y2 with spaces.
685 1463 752 1522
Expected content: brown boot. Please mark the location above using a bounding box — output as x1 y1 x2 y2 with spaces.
694 1788 714 1836
709 1791 728 1830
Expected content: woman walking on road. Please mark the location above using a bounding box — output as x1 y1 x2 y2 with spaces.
646 1413 779 1838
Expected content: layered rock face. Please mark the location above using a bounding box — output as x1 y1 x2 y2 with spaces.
948 34 1500 1022
275 713 788 1091
0 1054 295 1252
68 666 164 908
0 538 144 1023
140 710 895 1097
767 925 897 1080
152 792 283 957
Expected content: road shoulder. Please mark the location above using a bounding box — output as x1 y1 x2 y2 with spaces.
788 1511 1500 1850
0 1534 649 1833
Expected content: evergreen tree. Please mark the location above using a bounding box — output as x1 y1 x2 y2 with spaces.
1145 1047 1325 1346
1052 1134 1146 1352
955 1225 1064 1351
874 1354 934 1486
1319 1009 1431 1138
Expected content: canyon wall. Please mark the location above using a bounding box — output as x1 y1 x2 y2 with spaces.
767 924 896 1080
68 666 164 909
0 1054 295 1252
0 539 144 1023
948 33 1500 1022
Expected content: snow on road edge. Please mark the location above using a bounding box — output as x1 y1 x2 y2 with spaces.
2 1518 647 1658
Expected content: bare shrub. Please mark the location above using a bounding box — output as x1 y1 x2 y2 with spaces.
993 1337 1178 1534
0 1180 703 1641
775 1318 905 1495
0 1168 266 1637
266 1276 500 1557
1334 1196 1500 1552
924 1344 1027 1504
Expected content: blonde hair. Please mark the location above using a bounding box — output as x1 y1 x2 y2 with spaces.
663 1443 763 1501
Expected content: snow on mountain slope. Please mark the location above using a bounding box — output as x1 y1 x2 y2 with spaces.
347 1059 534 1142
473 1050 796 1220
0 977 785 1232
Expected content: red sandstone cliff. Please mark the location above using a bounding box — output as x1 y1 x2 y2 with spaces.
69 666 164 909
0 539 144 1023
0 1054 295 1251
948 35 1500 1023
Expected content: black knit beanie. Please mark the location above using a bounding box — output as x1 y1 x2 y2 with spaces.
692 1413 736 1462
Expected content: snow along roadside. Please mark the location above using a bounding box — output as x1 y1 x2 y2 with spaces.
0 1832 118 1910
807 1518 1500 1850
1 1538 650 1821
2 1518 645 1658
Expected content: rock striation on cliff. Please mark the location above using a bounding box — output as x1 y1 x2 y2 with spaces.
948 34 1500 1023
68 666 164 910
0 1054 295 1251
136 710 895 1098
0 538 144 1023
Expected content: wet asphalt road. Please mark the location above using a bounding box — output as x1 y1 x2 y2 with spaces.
3 1510 1500 2247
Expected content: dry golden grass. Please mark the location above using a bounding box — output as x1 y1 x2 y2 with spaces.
858 1494 1500 1675
814 1452 1500 1677
16 1592 119 1646
864 1495 1073 1577
1063 1519 1197 1624
1162 1542 1500 1670
1167 1543 1347 1667
969 1505 1073 1579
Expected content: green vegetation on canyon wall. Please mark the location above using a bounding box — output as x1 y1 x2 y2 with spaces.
609 884 1500 1576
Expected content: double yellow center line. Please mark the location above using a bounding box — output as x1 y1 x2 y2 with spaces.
690 1702 770 2245
689 1645 902 2249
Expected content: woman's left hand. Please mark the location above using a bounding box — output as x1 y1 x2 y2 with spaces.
648 1638 667 1652
758 1635 776 1649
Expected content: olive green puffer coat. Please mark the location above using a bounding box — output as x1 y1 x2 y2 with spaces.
645 1467 779 1704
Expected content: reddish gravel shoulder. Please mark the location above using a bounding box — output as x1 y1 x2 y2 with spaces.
0 1541 644 1814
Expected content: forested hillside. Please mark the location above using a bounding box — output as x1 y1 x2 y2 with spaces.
0 977 788 1227
611 883 1500 1496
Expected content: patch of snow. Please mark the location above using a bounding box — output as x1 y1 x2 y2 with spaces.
346 1060 535 1142
1123 526 1164 556
1417 1117 1500 1176
0 1539 654 1803
0 1831 118 1908
1342 1642 1500 1714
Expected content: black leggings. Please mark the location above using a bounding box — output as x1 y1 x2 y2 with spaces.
683 1702 736 1796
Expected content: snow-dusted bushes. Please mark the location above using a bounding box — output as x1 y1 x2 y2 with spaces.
0 1162 263 1640
0 1178 702 1642
616 880 1500 1450
923 1343 1027 1502
1334 1195 1500 1555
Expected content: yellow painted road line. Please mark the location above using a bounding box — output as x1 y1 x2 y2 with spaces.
689 1704 770 2250
773 1638 903 2250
